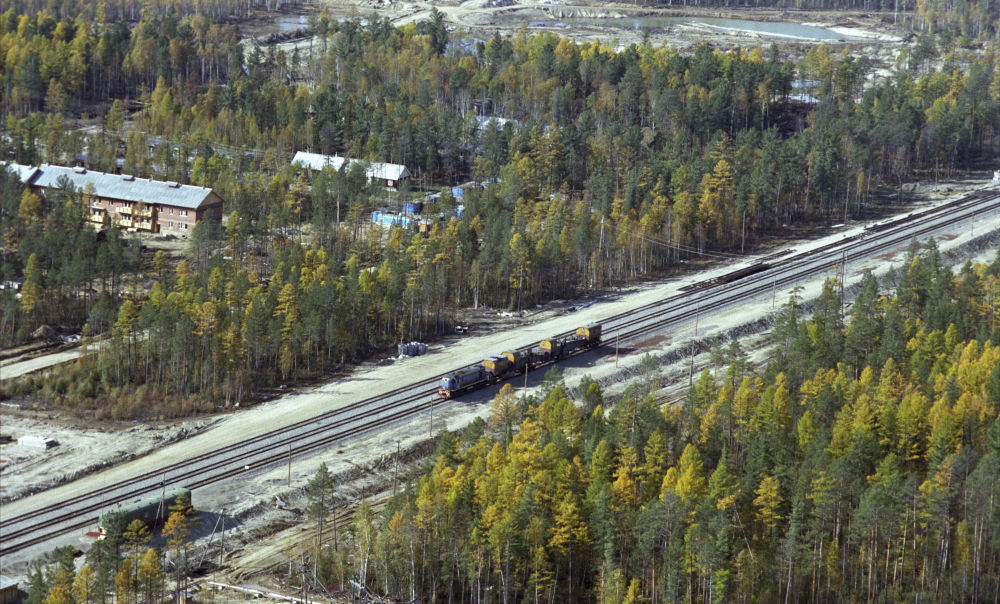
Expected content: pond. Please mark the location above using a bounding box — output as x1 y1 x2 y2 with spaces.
538 16 855 41
274 15 309 32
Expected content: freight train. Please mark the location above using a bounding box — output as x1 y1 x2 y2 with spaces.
98 487 192 537
438 324 602 399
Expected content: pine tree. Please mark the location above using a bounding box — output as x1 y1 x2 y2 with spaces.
136 549 165 604
20 252 42 322
307 462 335 562
754 474 782 532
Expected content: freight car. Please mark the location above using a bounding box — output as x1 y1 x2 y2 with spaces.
98 487 192 537
438 324 602 399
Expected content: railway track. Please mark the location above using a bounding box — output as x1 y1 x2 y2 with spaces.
605 190 1000 344
0 395 441 554
0 382 438 551
2 187 998 556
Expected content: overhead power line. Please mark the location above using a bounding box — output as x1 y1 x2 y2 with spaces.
602 221 744 260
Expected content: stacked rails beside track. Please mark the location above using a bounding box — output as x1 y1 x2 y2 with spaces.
760 249 793 262
678 262 771 294
3 186 1000 556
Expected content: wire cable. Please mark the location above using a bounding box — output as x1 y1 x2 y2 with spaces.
602 220 745 260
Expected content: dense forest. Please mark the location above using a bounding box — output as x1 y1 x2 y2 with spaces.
20 242 1000 603
3 2 1000 413
5 1 1000 601
323 240 1000 603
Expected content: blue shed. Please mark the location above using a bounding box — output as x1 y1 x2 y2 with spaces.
372 211 413 227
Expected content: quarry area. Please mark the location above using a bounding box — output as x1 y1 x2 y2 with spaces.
249 0 907 83
265 0 903 47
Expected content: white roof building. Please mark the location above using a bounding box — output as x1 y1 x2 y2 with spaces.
292 151 410 186
474 115 516 132
18 435 59 448
1 161 40 183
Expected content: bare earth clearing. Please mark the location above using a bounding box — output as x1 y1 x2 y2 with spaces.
314 0 902 46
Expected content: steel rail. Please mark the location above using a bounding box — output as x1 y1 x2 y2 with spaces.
0 396 441 555
0 378 439 529
603 191 1000 343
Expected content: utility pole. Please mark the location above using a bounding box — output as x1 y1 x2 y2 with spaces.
287 444 292 488
841 250 847 316
689 306 699 386
741 209 746 254
393 440 400 497
599 216 605 255
219 511 225 571
429 398 434 438
771 277 776 309
616 330 620 367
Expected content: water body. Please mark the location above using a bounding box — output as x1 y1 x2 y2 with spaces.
542 16 855 41
275 15 309 32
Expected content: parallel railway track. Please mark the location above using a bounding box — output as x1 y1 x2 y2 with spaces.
2 188 998 556
606 190 1000 344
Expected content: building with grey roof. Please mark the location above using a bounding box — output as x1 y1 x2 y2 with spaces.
16 164 223 235
292 151 410 190
1 161 39 184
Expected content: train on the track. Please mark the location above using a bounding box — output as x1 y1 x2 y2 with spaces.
98 487 192 537
438 324 602 399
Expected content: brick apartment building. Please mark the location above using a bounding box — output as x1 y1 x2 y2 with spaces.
5 163 223 234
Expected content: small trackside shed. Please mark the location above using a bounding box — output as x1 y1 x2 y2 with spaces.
0 576 18 604
25 164 223 235
292 151 410 190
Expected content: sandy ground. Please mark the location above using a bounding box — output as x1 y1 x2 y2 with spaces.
1 350 85 381
332 0 904 44
0 414 219 503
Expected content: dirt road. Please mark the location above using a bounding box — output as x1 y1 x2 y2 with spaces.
0 349 82 381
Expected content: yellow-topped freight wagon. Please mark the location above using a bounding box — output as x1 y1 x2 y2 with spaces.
482 356 511 375
537 338 562 356
439 324 602 399
576 324 602 342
